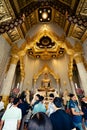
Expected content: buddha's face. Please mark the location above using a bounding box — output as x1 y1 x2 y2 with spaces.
44 73 48 79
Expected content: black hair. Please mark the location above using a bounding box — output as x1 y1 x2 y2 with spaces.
36 94 40 99
53 97 62 108
39 96 44 101
13 97 19 105
49 93 54 98
19 96 25 102
68 93 75 98
28 112 53 130
0 96 2 99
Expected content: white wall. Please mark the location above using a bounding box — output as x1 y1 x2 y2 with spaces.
0 35 11 89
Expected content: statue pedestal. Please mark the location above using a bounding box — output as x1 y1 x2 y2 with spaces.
38 86 55 100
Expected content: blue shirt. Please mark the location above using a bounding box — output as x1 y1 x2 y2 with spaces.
32 102 46 114
69 100 82 123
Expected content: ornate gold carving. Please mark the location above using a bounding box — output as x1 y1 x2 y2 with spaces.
11 44 19 55
33 64 59 81
62 42 74 55
26 28 66 60
17 0 32 9
20 56 25 80
76 0 87 16
71 25 86 40
64 20 70 33
53 10 66 28
21 22 27 35
26 11 37 30
67 23 75 37
68 56 74 80
10 44 19 64
74 53 83 64
2 33 13 45
73 42 83 63
81 30 87 42
10 55 19 64
7 28 21 42
0 0 15 23
59 0 71 6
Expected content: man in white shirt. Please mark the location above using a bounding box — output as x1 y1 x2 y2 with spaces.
0 98 22 130
46 93 55 116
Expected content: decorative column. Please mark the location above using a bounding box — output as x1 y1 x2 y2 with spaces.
1 55 19 107
74 54 87 95
19 56 25 92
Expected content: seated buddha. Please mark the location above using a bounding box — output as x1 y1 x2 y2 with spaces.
41 73 51 88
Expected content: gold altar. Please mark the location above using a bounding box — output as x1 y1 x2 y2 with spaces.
33 65 59 105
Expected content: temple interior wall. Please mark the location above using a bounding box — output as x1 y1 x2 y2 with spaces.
23 53 71 93
0 23 87 95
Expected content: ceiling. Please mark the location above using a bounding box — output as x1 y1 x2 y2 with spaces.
0 0 87 60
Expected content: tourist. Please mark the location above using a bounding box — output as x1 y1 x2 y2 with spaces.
32 96 46 114
0 97 22 130
6 95 14 109
46 93 55 116
50 97 76 130
18 97 31 130
28 112 53 130
69 93 84 130
80 96 87 129
31 94 40 108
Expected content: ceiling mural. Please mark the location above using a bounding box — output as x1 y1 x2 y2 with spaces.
0 0 87 60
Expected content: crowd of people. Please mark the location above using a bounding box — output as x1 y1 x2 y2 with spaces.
0 90 87 130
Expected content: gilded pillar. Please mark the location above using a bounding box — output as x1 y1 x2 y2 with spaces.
74 54 87 95
19 56 25 92
1 55 19 95
1 55 19 106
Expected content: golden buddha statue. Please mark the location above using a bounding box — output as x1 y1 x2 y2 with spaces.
37 73 55 101
41 73 51 88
